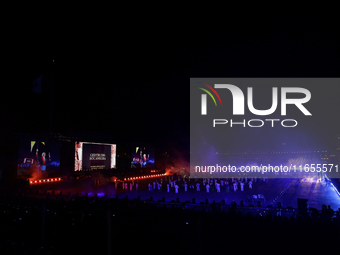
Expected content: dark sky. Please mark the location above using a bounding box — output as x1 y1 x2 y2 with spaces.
2 7 340 154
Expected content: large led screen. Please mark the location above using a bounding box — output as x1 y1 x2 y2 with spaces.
75 142 116 171
17 139 60 177
131 146 154 168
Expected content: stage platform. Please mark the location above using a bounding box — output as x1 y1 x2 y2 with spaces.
9 175 340 212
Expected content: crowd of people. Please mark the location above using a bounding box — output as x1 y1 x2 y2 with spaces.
0 176 339 254
118 175 259 194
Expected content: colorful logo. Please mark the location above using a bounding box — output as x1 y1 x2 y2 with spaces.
197 82 222 115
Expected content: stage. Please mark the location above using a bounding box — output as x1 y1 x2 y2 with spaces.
16 175 340 212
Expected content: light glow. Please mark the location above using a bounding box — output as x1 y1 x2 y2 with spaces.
29 177 63 184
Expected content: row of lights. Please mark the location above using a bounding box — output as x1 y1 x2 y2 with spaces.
29 178 62 184
120 173 166 182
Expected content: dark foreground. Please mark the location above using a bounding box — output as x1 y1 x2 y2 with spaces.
1 177 340 254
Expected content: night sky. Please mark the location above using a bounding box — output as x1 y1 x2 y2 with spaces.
2 7 340 156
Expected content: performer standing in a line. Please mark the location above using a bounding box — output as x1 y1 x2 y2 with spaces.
216 183 220 192
249 181 253 189
136 183 139 191
233 182 237 192
167 183 170 192
206 184 210 193
184 183 187 192
196 182 200 191
130 183 133 191
175 184 179 193
240 182 244 191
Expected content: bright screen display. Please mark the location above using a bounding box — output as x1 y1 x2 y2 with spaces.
75 141 116 171
131 146 154 168
17 139 60 177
